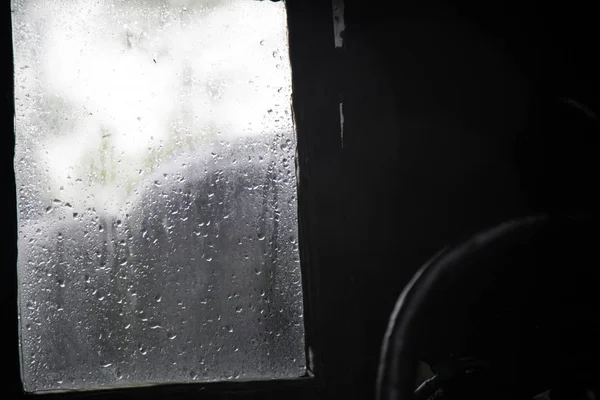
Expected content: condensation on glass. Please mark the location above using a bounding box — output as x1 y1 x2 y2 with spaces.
12 0 305 392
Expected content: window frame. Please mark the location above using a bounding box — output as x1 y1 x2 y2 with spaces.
1 1 340 399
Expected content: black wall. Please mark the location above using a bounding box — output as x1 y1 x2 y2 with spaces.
290 0 599 399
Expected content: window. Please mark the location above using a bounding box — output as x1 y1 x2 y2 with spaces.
12 0 307 394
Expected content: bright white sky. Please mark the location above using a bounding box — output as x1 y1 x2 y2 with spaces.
13 0 293 217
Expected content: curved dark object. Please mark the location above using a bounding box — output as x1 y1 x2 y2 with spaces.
376 214 599 400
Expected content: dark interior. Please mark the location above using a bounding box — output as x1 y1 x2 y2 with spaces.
377 215 600 399
2 0 598 399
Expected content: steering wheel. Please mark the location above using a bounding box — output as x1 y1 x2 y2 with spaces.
376 215 600 400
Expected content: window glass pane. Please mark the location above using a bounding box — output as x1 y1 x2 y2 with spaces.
12 0 304 392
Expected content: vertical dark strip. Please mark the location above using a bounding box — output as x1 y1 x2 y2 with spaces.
286 0 341 392
1 0 22 397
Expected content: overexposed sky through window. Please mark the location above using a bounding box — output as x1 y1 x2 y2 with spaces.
13 1 305 391
13 0 293 217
